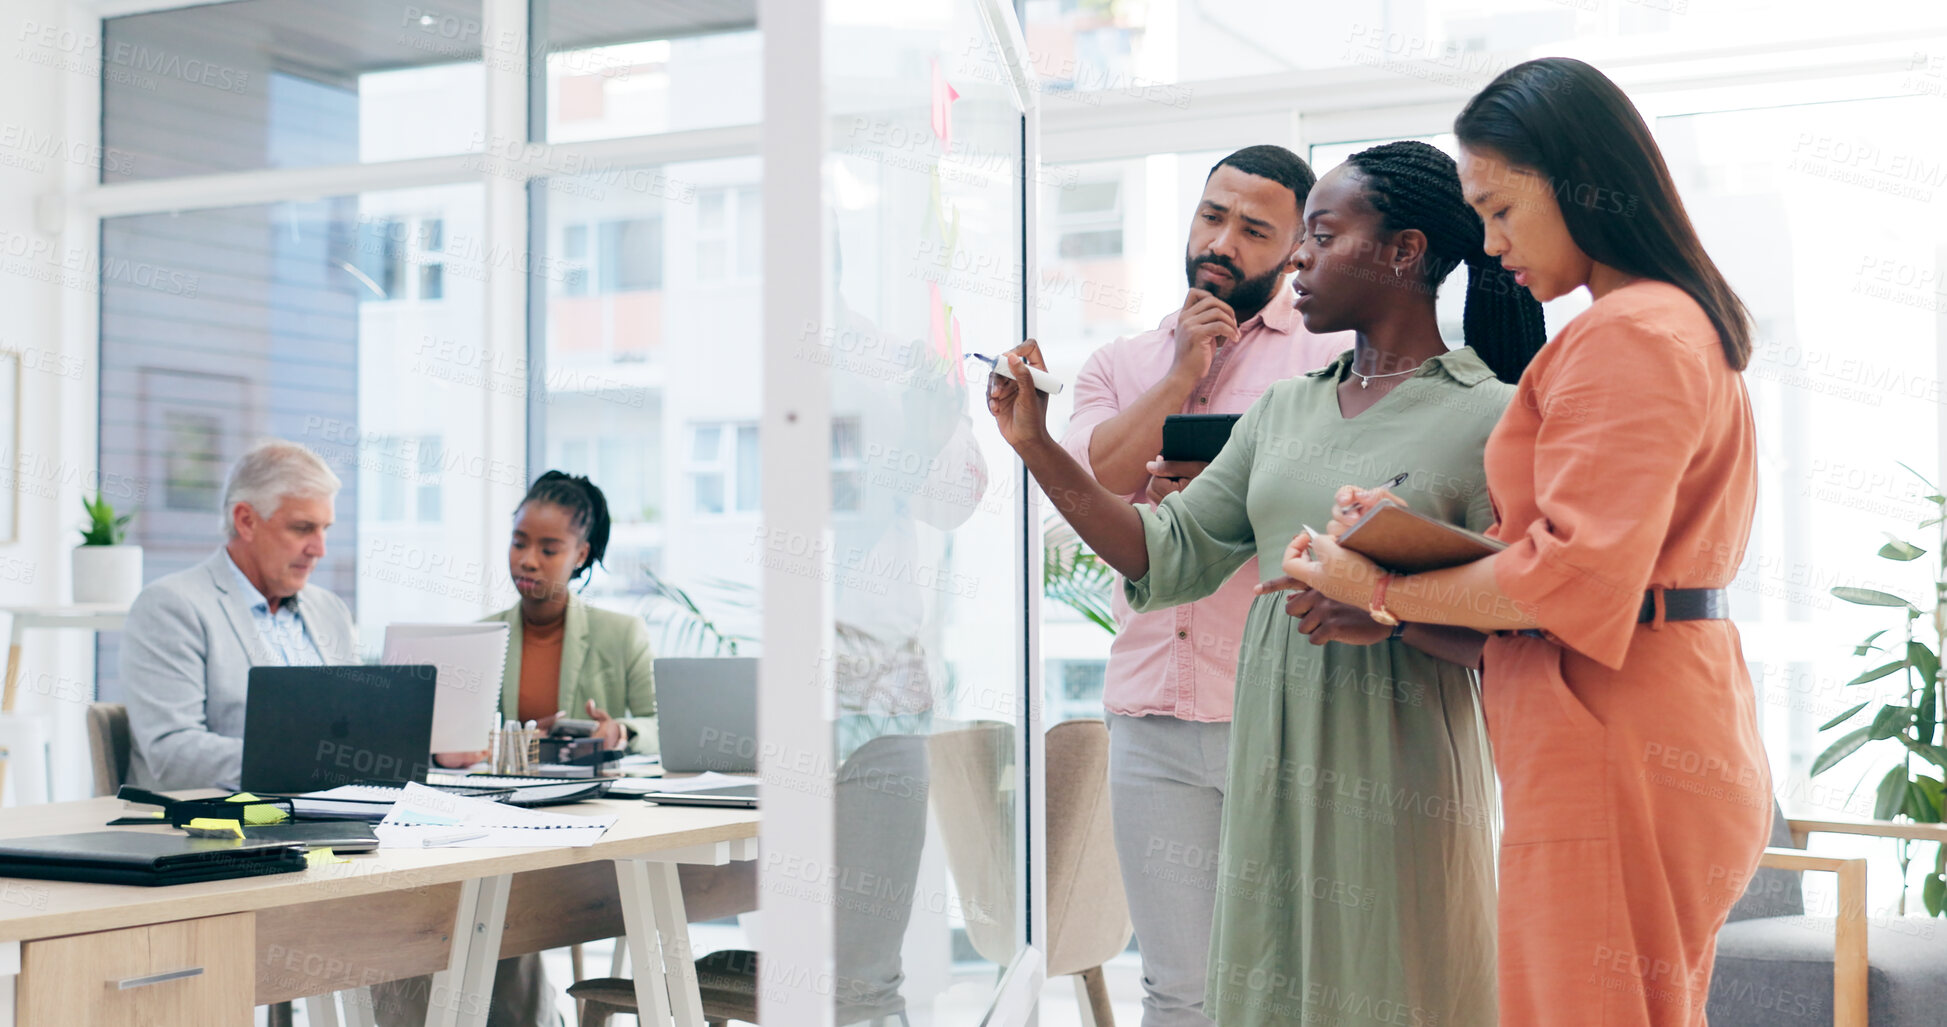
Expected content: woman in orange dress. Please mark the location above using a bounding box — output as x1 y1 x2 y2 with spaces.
1277 57 1771 1026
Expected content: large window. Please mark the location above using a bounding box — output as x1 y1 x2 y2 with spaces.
97 181 491 669
97 0 488 181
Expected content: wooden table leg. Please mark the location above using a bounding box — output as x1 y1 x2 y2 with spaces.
426 873 512 1027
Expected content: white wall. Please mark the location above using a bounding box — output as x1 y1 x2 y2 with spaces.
0 0 112 801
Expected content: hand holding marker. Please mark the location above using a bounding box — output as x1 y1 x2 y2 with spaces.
969 352 1066 395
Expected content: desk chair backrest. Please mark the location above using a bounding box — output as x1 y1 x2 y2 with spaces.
927 721 1016 962
1041 719 1133 975
86 702 131 797
927 719 1133 975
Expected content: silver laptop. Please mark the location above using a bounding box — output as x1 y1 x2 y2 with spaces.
653 658 759 773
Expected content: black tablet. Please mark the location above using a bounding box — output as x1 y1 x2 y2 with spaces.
1160 413 1243 464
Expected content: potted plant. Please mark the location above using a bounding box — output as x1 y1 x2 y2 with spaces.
1811 462 1947 917
1044 517 1118 635
72 492 141 605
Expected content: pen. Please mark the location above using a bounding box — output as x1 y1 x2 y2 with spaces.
967 352 1067 396
1336 472 1409 520
421 830 488 848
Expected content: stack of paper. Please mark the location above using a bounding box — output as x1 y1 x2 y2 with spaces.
375 782 615 848
291 784 412 821
382 623 510 753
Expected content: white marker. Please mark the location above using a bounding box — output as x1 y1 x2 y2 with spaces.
969 352 1066 396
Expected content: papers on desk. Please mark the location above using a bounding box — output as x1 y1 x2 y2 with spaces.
375 782 615 848
646 772 758 793
381 622 509 753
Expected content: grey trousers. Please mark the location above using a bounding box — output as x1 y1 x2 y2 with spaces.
1108 713 1228 1027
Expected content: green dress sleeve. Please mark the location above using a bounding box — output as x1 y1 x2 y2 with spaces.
616 616 659 756
1122 386 1268 613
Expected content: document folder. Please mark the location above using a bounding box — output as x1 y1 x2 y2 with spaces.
0 831 309 886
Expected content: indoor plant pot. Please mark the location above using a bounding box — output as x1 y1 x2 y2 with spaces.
72 492 141 606
72 545 142 605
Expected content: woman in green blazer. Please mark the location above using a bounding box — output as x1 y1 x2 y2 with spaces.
491 470 657 754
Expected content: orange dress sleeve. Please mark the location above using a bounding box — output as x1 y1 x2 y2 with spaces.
1492 311 1718 670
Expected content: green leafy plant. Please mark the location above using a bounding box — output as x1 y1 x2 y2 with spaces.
639 568 754 656
1044 517 1118 635
1813 461 1947 917
78 492 134 546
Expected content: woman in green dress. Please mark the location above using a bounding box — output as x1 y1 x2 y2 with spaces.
988 141 1546 1026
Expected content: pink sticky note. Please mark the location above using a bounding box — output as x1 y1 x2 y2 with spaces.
930 57 959 156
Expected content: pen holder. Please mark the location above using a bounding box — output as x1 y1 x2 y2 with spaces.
488 726 540 775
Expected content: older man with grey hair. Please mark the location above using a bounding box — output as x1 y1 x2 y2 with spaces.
122 439 358 790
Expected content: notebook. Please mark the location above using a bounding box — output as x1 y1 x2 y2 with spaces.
381 623 511 753
0 831 308 886
240 821 379 852
1335 499 1508 573
289 783 514 821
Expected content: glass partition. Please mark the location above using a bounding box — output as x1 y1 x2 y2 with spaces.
782 0 1037 1020
1658 96 1947 914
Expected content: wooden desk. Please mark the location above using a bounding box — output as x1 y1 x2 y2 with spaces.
0 795 759 1027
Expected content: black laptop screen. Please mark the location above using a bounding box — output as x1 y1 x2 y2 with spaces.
241 665 438 793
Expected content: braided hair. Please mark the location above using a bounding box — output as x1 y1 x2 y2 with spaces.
1344 140 1548 384
518 470 611 582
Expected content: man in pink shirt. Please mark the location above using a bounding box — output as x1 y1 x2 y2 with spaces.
1057 145 1346 1026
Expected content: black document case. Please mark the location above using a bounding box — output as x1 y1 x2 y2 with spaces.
0 831 309 886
